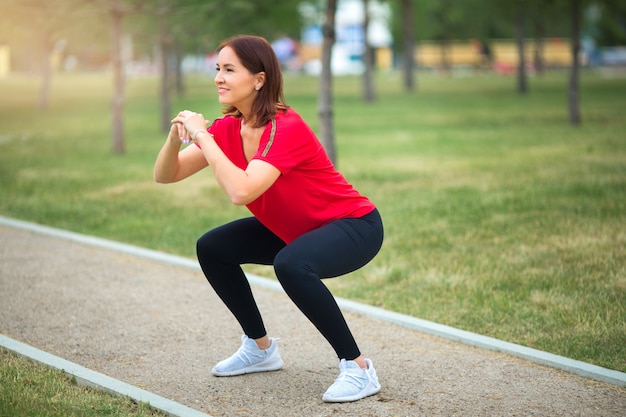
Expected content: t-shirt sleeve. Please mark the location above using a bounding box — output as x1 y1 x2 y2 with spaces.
206 117 222 146
195 117 229 149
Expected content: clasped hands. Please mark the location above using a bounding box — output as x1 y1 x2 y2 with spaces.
171 110 210 144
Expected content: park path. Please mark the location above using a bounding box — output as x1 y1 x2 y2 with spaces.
1 221 625 416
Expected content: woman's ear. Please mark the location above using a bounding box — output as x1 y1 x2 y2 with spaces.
255 72 266 91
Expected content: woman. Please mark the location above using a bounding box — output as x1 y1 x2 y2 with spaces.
154 35 384 403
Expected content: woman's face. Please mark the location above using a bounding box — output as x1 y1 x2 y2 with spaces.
214 46 264 113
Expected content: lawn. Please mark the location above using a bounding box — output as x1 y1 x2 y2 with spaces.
0 69 624 375
0 348 166 417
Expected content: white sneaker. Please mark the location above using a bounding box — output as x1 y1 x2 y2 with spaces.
322 358 381 402
211 335 283 377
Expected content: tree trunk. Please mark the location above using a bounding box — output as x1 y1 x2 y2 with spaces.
437 0 451 73
440 40 450 72
401 0 415 91
319 0 337 165
362 0 376 102
110 0 125 154
174 41 185 97
534 19 545 75
515 11 528 94
568 0 582 125
159 15 172 133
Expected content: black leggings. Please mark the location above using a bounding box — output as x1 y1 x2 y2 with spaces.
196 208 383 360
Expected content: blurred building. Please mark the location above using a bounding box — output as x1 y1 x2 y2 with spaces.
299 0 393 75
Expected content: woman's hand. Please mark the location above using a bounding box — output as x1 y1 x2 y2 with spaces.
156 120 210 184
171 110 210 144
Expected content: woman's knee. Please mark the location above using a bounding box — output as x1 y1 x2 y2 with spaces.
197 230 218 257
196 229 233 273
274 249 310 288
273 249 294 278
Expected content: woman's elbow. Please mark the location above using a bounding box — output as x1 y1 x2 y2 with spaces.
229 194 251 206
228 189 258 206
154 171 174 184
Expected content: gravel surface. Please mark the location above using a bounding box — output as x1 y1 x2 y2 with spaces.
1 224 625 416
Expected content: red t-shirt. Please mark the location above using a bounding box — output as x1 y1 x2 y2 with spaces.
207 108 375 243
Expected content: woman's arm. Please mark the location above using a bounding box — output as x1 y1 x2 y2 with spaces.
172 111 281 206
195 130 280 205
153 124 209 183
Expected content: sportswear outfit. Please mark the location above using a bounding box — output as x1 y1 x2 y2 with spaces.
196 108 383 401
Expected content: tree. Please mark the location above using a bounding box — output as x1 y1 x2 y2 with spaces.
400 0 415 92
523 1 569 78
106 0 150 153
362 0 376 102
568 0 582 125
514 3 528 94
110 0 126 154
128 0 303 133
532 8 547 75
319 0 338 165
198 1 303 42
391 0 503 85
156 1 175 134
2 0 89 109
593 0 626 47
2 0 133 152
482 0 531 94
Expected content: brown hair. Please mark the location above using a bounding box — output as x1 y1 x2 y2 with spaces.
217 35 288 128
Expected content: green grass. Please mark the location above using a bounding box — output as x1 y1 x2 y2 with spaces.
0 70 625 380
0 348 166 417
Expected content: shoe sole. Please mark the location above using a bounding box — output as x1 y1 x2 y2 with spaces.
322 382 381 403
211 357 284 377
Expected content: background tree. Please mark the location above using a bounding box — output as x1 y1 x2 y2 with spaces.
198 1 302 42
531 3 551 75
2 0 92 109
319 0 338 164
526 0 571 77
514 1 528 94
136 0 303 132
568 0 583 125
110 0 129 154
594 0 626 46
400 0 416 92
391 0 508 87
481 0 532 93
5 0 619 155
362 0 376 102
109 0 302 141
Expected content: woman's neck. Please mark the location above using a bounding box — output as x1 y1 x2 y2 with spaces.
241 114 257 127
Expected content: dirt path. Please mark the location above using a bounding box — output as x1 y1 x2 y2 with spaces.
1 224 624 416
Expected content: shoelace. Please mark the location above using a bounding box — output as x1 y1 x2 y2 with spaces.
234 342 266 366
334 366 369 388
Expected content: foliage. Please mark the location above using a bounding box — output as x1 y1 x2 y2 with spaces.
387 0 616 50
593 0 626 46
0 0 107 71
3 0 624 74
0 0 302 71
